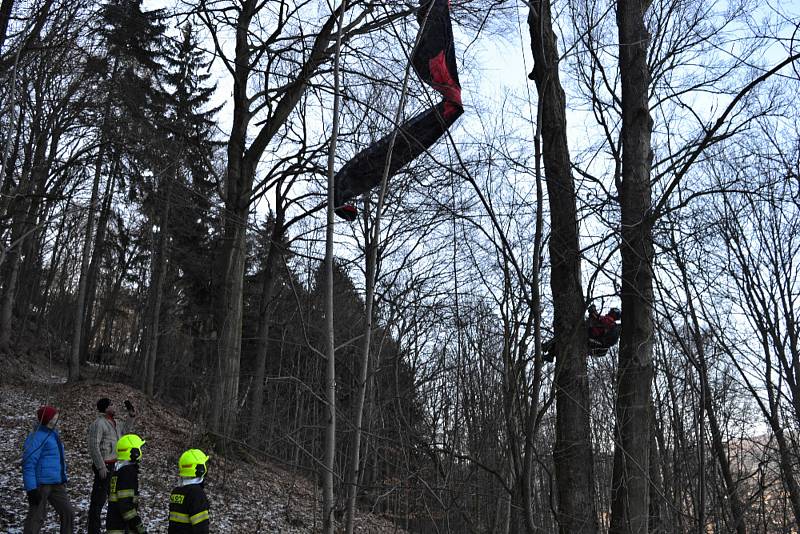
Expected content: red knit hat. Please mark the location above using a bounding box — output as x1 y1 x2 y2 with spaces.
36 405 58 425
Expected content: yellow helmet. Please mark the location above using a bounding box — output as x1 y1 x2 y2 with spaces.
178 449 209 478
117 434 146 462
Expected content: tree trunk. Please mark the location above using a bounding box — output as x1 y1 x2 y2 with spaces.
0 191 29 350
610 1 655 532
0 99 24 225
145 171 173 396
674 253 747 533
0 0 15 55
80 167 116 363
772 422 800 524
68 144 104 382
210 180 249 435
208 0 256 436
209 0 341 438
648 403 664 533
88 243 132 352
91 255 128 354
0 118 42 350
528 2 597 532
12 106 62 328
15 194 47 325
344 197 378 534
0 241 20 350
322 1 347 528
247 207 284 445
36 200 68 332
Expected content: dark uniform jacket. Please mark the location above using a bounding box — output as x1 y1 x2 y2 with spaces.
107 463 146 533
168 482 210 533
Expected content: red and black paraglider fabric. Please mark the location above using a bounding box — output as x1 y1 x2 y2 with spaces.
333 0 463 221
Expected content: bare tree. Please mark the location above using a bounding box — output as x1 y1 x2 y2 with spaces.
193 0 401 437
718 176 800 526
609 1 655 531
528 1 597 531
660 220 748 533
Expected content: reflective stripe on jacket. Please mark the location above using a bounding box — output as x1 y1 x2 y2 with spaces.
108 463 145 533
168 483 210 533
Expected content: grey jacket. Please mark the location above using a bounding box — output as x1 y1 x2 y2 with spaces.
87 414 135 469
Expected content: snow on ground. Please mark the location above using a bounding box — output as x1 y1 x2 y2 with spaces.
0 377 406 533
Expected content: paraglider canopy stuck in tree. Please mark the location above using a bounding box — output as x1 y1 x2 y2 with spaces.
333 0 464 221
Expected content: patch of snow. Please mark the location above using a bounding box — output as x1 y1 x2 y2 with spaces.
0 379 405 533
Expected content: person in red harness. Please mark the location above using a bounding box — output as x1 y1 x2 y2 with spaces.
542 304 621 361
587 305 621 357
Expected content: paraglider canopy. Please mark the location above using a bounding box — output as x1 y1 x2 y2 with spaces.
333 0 464 221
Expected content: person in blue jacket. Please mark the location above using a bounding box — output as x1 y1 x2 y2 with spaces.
22 405 75 534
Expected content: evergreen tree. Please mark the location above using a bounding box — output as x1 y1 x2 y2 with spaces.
69 0 168 379
141 22 220 395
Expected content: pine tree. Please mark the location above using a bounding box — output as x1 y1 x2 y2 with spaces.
141 23 220 395
69 0 167 380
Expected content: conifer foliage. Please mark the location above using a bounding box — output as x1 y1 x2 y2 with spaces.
1 1 799 532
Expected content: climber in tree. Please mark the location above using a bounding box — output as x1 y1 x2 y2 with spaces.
542 304 621 362
332 0 463 221
587 304 621 357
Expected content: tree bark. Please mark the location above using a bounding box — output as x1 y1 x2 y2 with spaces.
68 144 104 382
0 0 14 56
673 251 747 534
247 207 284 445
323 231 337 534
610 1 655 532
211 168 249 434
0 98 24 225
208 0 343 438
36 199 68 331
145 170 174 396
344 197 377 534
322 2 347 531
208 0 258 435
80 166 116 363
0 143 38 349
528 2 597 532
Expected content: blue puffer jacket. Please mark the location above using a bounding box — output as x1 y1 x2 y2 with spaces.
22 426 68 491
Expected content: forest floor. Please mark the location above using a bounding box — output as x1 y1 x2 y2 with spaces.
0 360 406 533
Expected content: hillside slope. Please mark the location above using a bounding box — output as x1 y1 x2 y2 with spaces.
0 375 404 533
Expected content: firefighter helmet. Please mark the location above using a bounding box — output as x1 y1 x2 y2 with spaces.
117 434 146 462
178 449 210 478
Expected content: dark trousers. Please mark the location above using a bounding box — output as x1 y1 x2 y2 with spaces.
88 464 111 534
107 502 139 533
23 483 75 534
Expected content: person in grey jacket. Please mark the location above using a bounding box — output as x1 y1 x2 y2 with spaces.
87 397 136 534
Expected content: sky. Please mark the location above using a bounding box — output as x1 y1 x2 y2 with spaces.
139 0 800 290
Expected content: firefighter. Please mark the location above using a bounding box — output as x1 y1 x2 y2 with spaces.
168 449 210 533
107 434 147 534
